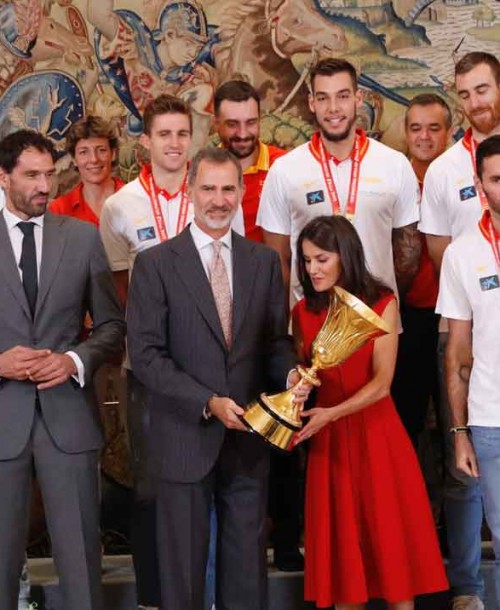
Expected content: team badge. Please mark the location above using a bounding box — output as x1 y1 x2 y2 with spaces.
306 190 325 205
479 275 500 291
459 185 477 201
137 226 156 241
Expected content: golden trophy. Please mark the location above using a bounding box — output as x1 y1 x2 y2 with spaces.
241 286 391 451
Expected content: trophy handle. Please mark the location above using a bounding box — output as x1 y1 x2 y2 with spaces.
296 365 322 387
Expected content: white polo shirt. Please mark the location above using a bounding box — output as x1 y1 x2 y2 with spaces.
437 224 500 426
256 135 420 305
100 176 244 274
419 138 482 239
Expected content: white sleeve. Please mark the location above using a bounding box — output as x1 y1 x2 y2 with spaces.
392 154 420 228
256 161 291 236
66 351 85 387
99 199 130 272
419 161 450 236
436 245 472 320
231 203 245 236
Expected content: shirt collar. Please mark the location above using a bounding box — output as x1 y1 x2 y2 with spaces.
190 220 233 252
70 178 124 209
244 141 270 175
3 205 45 231
68 183 84 209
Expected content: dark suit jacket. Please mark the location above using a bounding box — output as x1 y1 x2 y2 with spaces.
127 226 295 483
0 210 125 460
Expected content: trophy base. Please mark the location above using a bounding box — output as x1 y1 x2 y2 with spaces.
241 394 302 452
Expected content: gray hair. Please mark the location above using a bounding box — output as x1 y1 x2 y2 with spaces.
188 147 243 188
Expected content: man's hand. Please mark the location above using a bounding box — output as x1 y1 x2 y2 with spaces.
287 370 312 409
0 346 51 381
26 353 78 390
208 396 247 431
455 433 479 478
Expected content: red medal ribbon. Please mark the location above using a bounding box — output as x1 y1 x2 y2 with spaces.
309 129 369 221
478 209 500 271
139 164 190 242
462 128 488 211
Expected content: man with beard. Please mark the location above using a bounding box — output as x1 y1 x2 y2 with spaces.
437 135 500 610
214 80 304 572
214 81 285 242
100 94 243 610
256 58 421 309
0 130 124 610
419 51 500 610
127 147 309 610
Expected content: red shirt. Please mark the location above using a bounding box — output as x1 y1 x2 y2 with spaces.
50 177 124 227
405 180 439 309
243 143 285 242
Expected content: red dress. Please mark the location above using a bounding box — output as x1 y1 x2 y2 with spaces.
293 294 448 607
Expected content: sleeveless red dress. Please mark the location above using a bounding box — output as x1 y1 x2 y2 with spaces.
293 294 448 607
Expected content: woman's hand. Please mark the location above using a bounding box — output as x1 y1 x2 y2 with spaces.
293 407 336 445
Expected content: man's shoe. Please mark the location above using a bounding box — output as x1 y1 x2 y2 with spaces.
274 548 304 572
452 595 484 610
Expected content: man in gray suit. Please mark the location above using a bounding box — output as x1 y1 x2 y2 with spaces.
127 147 307 610
0 130 125 610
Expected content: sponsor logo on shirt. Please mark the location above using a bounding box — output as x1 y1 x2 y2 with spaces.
479 275 499 291
137 226 156 241
306 190 325 205
459 185 477 202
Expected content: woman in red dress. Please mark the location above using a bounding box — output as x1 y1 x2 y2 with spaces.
292 216 448 610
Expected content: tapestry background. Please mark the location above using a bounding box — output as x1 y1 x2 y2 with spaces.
0 0 499 191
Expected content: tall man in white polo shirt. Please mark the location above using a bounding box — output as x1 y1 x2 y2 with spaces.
420 52 500 610
438 135 500 609
101 93 192 610
100 95 243 610
257 57 421 308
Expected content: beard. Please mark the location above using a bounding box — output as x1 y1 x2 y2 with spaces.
468 99 500 136
198 206 237 231
11 191 48 218
319 114 357 143
224 136 259 160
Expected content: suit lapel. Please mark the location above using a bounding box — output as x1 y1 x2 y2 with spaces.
231 233 259 343
172 229 227 351
0 210 31 319
36 212 68 317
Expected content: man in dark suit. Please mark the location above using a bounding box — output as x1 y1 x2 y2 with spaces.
127 147 307 610
0 130 125 610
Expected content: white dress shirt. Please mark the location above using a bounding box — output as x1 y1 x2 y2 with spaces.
2 206 85 385
189 220 233 295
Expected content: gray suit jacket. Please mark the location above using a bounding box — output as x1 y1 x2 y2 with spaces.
127 227 295 483
0 210 125 460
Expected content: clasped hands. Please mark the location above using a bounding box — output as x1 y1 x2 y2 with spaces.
0 346 77 390
208 369 313 432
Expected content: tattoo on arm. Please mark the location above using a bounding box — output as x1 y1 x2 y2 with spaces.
392 222 422 297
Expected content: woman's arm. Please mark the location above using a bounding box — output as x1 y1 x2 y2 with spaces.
294 297 399 444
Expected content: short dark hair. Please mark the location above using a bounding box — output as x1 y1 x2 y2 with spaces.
0 130 56 173
66 116 118 157
405 93 452 129
310 58 358 93
188 147 243 188
143 94 193 135
476 135 500 180
455 52 500 84
214 80 261 115
296 215 390 312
